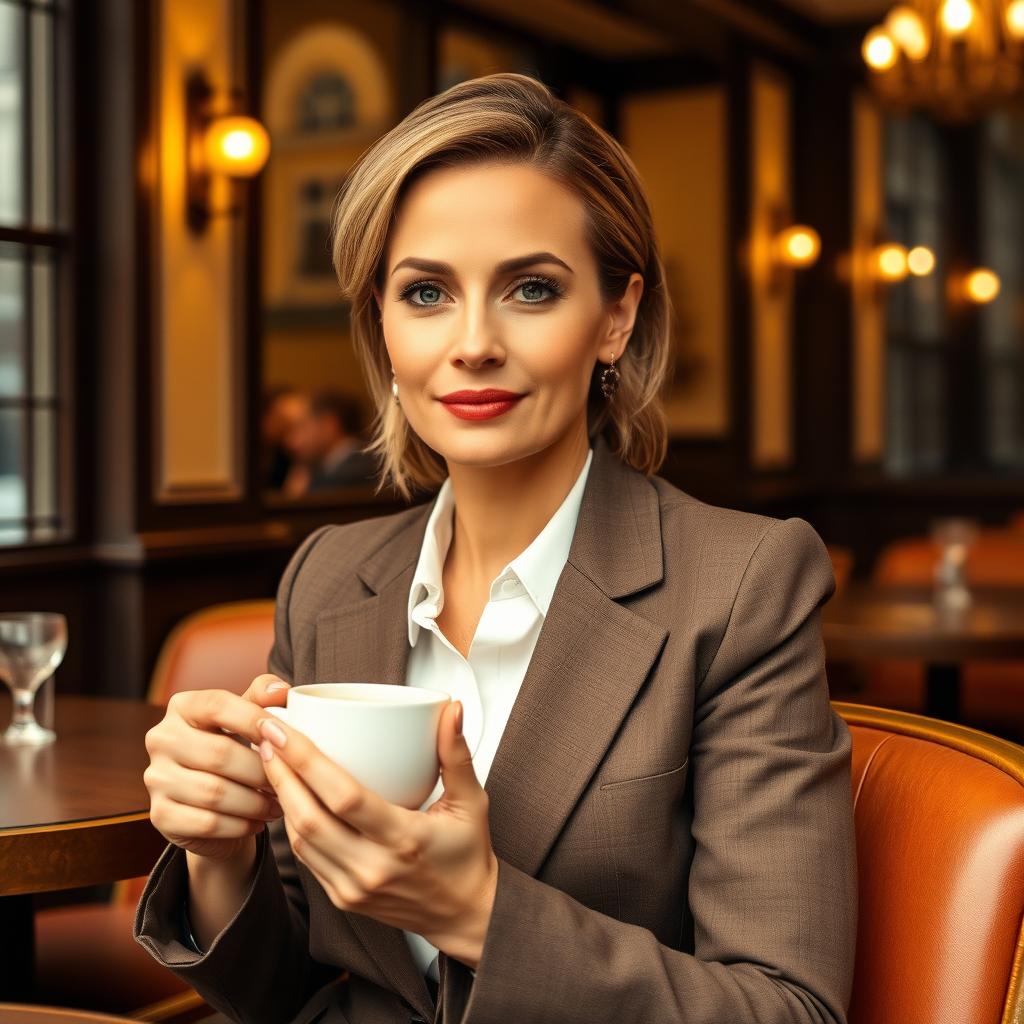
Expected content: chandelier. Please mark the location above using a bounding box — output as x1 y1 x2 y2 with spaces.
862 1 1024 121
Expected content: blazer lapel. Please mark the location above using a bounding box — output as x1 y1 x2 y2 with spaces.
483 439 667 875
310 437 667 1017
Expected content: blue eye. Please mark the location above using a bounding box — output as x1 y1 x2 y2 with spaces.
398 282 446 307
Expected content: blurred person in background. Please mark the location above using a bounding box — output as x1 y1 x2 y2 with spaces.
282 390 378 496
261 388 310 492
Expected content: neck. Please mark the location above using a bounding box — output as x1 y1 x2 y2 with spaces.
443 419 591 587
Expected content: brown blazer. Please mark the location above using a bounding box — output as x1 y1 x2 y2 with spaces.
134 435 857 1024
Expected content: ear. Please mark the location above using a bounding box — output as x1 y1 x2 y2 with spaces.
600 272 644 364
371 286 383 318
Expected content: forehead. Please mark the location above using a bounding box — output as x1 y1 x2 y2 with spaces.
386 161 589 271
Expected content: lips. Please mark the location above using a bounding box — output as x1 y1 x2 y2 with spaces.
438 389 525 421
439 389 524 404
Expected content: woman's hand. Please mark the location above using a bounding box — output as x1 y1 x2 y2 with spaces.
256 700 499 969
143 675 291 862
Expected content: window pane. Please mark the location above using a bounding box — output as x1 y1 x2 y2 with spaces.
0 247 24 397
30 5 53 228
0 2 24 226
32 405 55 518
32 250 54 397
0 407 25 543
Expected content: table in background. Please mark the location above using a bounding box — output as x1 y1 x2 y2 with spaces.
0 1004 140 1023
822 583 1024 722
0 695 166 1003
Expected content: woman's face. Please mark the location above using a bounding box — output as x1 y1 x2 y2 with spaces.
374 161 642 471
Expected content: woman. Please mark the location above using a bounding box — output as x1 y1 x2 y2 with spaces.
135 73 857 1024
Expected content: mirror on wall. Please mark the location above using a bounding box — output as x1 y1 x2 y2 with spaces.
257 3 541 505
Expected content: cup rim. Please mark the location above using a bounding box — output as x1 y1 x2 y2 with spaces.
291 682 450 707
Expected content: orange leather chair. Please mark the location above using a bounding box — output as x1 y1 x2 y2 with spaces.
32 600 276 1021
853 534 1024 733
826 544 854 592
838 701 1024 1024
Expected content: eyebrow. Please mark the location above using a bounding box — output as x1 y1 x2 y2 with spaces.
389 251 574 278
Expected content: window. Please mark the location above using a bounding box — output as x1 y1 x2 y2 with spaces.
979 103 1024 471
883 111 949 476
0 0 70 545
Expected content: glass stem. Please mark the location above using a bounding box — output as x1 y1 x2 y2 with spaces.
12 688 36 727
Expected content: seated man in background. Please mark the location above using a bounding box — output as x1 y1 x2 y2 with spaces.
283 390 378 496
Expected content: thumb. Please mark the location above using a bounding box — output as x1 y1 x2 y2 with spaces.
438 701 479 802
244 673 291 708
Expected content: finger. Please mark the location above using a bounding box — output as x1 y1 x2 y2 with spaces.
261 740 372 865
155 794 267 841
152 761 282 821
242 674 291 707
257 715 407 844
437 700 481 805
164 724 270 791
169 687 276 748
282 816 359 909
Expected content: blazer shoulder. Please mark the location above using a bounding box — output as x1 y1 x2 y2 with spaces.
294 500 431 578
650 473 832 579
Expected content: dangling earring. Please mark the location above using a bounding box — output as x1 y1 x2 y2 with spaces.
391 371 400 405
600 354 620 400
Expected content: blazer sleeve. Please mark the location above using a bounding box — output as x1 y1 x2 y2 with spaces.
133 524 343 1024
447 516 858 1024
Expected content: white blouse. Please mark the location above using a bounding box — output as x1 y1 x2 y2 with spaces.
402 447 594 983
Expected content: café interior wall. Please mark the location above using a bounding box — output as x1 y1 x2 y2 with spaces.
155 0 244 502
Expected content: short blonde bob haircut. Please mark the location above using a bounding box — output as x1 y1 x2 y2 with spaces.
330 72 673 499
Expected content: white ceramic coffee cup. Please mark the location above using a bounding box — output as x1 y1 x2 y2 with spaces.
264 683 450 809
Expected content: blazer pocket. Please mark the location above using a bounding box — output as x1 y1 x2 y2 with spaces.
597 758 690 928
599 758 689 791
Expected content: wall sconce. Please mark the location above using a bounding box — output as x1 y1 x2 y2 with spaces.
872 242 909 283
762 206 820 294
907 245 936 276
961 267 1001 303
185 70 270 235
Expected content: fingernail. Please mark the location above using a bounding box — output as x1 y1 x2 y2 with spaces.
267 682 290 693
259 719 287 748
259 739 275 762
454 701 463 736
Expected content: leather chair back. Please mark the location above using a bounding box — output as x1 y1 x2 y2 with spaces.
836 702 1024 1024
116 600 276 907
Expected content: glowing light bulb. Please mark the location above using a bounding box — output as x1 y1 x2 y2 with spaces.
964 268 1000 303
907 246 936 276
885 5 930 60
941 0 975 35
204 116 271 177
1006 0 1024 39
874 243 909 281
863 26 899 70
775 225 821 268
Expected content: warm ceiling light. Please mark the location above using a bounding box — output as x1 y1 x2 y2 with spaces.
907 245 936 275
964 267 1000 302
204 116 271 177
885 5 930 59
863 26 899 70
874 243 909 281
941 0 976 34
1007 0 1024 38
774 225 821 268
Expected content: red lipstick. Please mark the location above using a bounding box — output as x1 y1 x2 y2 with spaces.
438 388 525 421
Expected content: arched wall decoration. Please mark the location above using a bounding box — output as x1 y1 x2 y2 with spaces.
263 23 393 313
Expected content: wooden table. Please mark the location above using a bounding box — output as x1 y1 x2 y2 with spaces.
0 1005 141 1022
822 583 1024 722
0 695 167 1003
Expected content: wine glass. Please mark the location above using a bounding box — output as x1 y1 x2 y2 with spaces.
0 612 67 746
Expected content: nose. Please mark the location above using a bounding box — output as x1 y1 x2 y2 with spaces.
447 301 506 370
